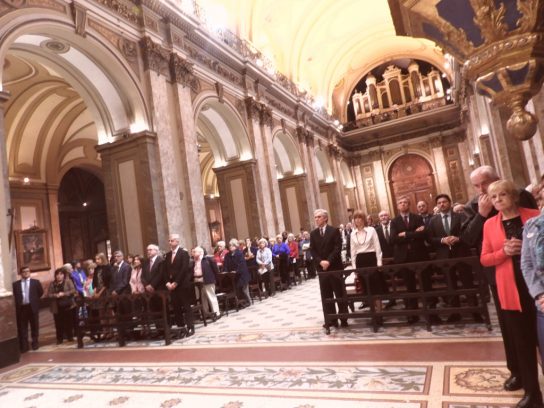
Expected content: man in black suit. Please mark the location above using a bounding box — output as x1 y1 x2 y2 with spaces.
428 194 480 322
111 250 132 295
417 200 433 228
390 196 431 323
375 210 394 259
162 234 194 336
142 244 164 292
460 165 538 391
310 209 348 329
13 266 44 352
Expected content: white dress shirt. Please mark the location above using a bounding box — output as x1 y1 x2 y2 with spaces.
350 226 383 267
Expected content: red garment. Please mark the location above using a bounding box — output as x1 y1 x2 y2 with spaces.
480 207 540 311
288 241 299 259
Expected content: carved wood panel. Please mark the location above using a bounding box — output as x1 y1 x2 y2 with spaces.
389 154 436 213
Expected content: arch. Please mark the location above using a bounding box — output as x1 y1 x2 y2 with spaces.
193 94 253 167
314 148 334 183
272 129 303 177
387 153 436 214
0 11 151 140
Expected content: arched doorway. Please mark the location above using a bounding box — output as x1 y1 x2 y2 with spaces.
389 154 436 213
58 168 109 262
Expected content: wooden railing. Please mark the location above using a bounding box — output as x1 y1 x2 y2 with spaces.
318 256 492 334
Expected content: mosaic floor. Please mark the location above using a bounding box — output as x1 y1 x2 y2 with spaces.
1 276 533 408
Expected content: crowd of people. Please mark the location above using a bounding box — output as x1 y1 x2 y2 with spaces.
12 164 544 408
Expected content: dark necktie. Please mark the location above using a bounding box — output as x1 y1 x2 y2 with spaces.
320 227 324 237
403 215 409 228
443 214 450 235
384 225 389 241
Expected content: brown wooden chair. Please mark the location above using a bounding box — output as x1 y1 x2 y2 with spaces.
248 266 263 303
215 271 239 314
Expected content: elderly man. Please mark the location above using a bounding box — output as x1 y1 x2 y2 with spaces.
142 244 164 292
311 209 348 329
461 165 537 392
162 234 194 337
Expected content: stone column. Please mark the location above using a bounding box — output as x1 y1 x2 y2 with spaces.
296 127 318 213
141 37 187 243
261 120 285 233
214 160 262 240
327 144 348 224
46 185 63 270
0 90 19 368
96 131 169 253
170 54 210 250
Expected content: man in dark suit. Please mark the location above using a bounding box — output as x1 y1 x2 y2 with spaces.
111 250 132 295
417 200 433 228
428 194 481 322
460 165 538 391
390 196 431 323
13 266 44 352
162 234 194 336
310 209 348 329
142 244 164 292
375 210 394 259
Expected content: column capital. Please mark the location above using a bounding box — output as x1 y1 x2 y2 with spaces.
170 53 195 87
244 97 273 128
140 36 170 77
95 131 158 155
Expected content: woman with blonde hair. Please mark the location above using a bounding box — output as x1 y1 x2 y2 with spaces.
481 179 542 407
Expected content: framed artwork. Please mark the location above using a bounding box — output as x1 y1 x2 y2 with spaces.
15 227 50 271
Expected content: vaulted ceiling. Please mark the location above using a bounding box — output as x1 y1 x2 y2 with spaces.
202 0 447 117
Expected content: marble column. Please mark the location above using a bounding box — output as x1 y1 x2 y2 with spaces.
96 131 169 253
296 127 318 214
214 160 262 240
172 77 210 250
327 146 348 224
0 90 19 368
261 122 285 233
46 185 63 270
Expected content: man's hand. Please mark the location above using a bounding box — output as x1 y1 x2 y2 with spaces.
320 260 330 271
415 226 425 232
398 231 406 238
145 284 154 293
503 237 522 256
478 194 494 217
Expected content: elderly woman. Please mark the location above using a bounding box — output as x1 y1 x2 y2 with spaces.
272 234 291 288
481 180 541 408
256 237 274 295
214 241 229 272
224 238 251 307
287 233 300 282
48 268 77 344
192 246 221 319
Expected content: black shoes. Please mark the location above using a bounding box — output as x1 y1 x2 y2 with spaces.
186 326 195 337
504 375 523 391
516 392 544 408
340 320 349 328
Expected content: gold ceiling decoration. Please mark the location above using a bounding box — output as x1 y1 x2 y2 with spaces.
391 0 544 140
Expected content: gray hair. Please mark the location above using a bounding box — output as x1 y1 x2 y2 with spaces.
470 165 499 182
146 244 159 251
228 238 239 248
258 238 268 246
193 246 204 256
217 240 226 248
314 208 329 219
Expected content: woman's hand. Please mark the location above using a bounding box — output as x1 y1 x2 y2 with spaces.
503 237 522 256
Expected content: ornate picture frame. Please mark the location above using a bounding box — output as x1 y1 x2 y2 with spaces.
15 227 50 271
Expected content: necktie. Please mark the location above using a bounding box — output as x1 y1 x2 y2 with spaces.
149 257 154 271
320 227 324 237
171 251 176 263
22 279 29 304
384 225 389 241
403 215 409 228
443 214 450 235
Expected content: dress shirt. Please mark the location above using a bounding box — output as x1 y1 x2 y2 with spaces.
22 278 30 304
350 227 383 267
194 258 204 282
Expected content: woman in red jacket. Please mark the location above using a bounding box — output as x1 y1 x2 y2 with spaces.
481 180 542 408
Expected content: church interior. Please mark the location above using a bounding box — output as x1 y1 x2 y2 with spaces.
0 0 544 407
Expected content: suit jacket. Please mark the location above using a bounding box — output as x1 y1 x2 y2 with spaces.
427 212 471 259
310 224 343 271
162 247 191 289
111 261 132 294
390 213 429 263
13 278 43 314
375 223 394 259
142 255 165 289
223 249 250 287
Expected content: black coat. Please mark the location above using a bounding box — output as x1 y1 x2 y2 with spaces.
375 223 394 259
141 255 165 290
162 247 191 289
223 249 250 287
192 256 219 285
13 278 43 314
427 212 471 259
310 224 343 271
390 213 429 264
111 261 132 294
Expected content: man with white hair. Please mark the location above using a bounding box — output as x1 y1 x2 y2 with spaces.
461 165 537 392
162 234 194 337
310 208 348 329
142 244 163 292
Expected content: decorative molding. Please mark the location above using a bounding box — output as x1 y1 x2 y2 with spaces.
169 52 195 88
215 82 224 103
70 2 88 37
183 43 242 86
140 36 170 77
143 13 159 33
92 0 142 25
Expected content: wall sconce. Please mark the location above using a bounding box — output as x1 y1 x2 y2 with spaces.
22 177 30 185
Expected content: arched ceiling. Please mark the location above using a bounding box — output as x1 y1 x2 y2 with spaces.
201 0 446 115
3 53 100 184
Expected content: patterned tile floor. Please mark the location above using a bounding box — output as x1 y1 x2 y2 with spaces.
2 276 534 408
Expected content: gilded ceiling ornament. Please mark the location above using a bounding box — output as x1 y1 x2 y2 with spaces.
393 0 544 140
